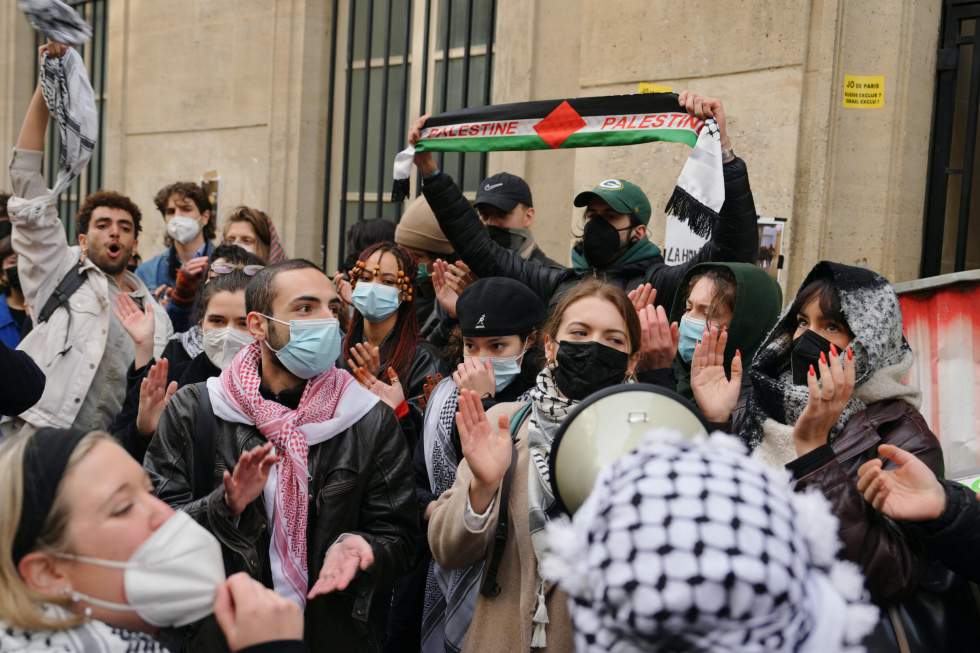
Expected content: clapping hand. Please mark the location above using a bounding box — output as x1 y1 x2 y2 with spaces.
308 534 375 599
432 259 461 318
689 326 742 423
635 304 679 372
353 366 406 411
223 442 280 517
857 444 947 521
348 342 382 377
136 359 178 436
114 293 156 369
457 389 512 513
627 283 656 313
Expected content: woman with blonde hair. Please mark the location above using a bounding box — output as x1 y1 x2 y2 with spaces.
0 428 303 652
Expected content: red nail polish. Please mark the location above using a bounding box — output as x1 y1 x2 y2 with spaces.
809 364 815 376
819 351 827 364
847 347 854 360
830 343 838 356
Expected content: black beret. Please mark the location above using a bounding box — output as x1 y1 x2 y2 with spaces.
458 277 546 337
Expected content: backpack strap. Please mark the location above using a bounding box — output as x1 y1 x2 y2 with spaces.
191 381 218 500
37 262 86 324
479 401 533 598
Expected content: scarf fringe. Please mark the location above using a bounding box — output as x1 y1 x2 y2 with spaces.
665 184 720 239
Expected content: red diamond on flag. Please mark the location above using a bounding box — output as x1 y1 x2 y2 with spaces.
533 100 586 149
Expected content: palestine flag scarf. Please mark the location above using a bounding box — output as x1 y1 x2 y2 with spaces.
393 93 725 237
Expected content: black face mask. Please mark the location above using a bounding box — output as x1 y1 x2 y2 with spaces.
3 266 19 294
791 329 834 385
582 218 633 268
554 340 630 400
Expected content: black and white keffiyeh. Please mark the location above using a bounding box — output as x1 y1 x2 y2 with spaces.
19 0 93 45
541 431 879 653
525 366 577 648
9 3 97 221
421 377 479 653
0 605 168 652
422 376 536 652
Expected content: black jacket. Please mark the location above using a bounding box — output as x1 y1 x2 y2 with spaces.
0 341 45 416
421 157 758 310
145 384 420 653
911 479 980 583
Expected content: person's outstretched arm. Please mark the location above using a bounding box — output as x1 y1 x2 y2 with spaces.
408 116 572 304
9 43 73 310
859 444 980 583
644 94 759 309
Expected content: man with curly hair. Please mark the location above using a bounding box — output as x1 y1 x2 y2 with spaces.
1 47 171 436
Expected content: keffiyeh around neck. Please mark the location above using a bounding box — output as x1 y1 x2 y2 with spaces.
207 342 376 605
0 605 167 652
526 366 577 649
541 431 879 653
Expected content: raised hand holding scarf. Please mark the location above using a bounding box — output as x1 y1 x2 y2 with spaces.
9 4 97 221
394 93 725 237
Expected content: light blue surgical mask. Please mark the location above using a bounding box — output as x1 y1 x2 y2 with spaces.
261 314 341 379
489 354 523 393
351 282 401 322
677 315 706 363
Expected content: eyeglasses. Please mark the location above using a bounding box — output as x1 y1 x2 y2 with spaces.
210 262 265 277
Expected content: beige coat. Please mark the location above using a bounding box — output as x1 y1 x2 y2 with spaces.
428 401 574 653
7 149 171 430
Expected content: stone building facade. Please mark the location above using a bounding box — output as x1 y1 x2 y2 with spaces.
0 1 963 297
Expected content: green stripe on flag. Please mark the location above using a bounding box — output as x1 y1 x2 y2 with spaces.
414 128 697 153
560 128 697 149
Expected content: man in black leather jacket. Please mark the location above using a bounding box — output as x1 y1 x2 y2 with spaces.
145 260 418 652
411 91 759 311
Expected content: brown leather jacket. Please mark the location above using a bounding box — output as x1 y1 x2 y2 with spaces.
784 399 943 602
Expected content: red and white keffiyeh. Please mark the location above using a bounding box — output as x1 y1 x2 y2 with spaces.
212 342 363 601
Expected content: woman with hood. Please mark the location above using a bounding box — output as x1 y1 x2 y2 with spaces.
731 261 942 607
666 262 782 426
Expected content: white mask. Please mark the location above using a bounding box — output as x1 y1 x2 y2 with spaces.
58 511 225 627
166 215 202 245
203 326 254 370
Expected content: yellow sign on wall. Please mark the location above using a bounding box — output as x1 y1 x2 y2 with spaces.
843 74 885 108
637 82 673 94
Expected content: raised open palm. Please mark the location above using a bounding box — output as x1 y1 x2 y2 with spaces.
136 359 178 436
456 389 512 496
689 325 741 423
432 259 460 318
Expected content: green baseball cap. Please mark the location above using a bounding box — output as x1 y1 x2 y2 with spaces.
573 178 652 225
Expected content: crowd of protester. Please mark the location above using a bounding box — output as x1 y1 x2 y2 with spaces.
1 37 978 653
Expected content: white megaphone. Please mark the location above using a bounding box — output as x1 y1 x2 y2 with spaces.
548 383 710 515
